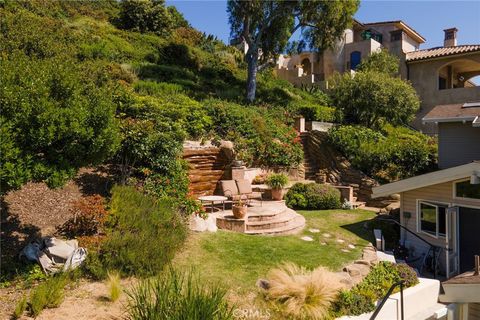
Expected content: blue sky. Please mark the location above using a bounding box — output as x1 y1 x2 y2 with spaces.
166 0 480 50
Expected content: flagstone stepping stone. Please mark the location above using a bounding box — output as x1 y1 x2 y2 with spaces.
341 249 350 253
320 242 327 245
301 236 314 242
336 239 345 244
309 228 320 233
348 244 356 249
322 233 331 238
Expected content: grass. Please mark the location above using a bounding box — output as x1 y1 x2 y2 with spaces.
174 209 375 293
29 275 67 317
12 295 27 319
106 271 122 302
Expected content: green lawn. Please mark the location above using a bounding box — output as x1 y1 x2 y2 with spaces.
174 209 376 294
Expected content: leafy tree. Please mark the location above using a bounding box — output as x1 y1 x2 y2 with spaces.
357 49 400 76
330 71 420 128
285 40 307 55
117 0 172 35
227 0 359 103
167 5 190 29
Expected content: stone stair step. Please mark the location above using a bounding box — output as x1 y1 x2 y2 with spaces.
246 211 299 231
245 214 305 235
246 207 288 222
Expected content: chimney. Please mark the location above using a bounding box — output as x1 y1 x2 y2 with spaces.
444 28 458 47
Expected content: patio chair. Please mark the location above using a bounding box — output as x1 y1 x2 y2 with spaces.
219 179 263 206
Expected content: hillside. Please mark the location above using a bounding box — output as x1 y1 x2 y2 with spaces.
0 0 336 198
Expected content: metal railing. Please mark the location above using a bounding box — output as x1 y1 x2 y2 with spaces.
370 280 405 320
376 217 447 279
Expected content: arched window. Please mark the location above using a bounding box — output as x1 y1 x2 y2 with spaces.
301 58 311 75
437 59 480 90
350 51 361 70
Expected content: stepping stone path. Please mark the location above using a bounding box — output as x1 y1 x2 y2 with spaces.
348 244 356 249
320 242 327 245
336 239 345 244
301 236 314 242
309 228 320 233
322 233 331 238
335 244 380 289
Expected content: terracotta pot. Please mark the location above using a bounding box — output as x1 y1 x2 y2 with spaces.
232 205 247 219
271 188 284 200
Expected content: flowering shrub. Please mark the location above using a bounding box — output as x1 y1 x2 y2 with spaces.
57 195 109 238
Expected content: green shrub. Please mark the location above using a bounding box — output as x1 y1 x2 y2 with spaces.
29 275 68 317
127 268 233 320
265 173 289 189
0 52 120 192
332 262 419 317
329 125 437 182
99 186 187 277
13 294 28 319
82 251 108 280
285 183 342 210
329 70 420 129
288 101 336 122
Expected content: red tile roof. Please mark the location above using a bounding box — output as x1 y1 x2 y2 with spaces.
406 45 480 62
422 103 480 122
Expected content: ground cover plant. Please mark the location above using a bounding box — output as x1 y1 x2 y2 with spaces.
331 261 419 317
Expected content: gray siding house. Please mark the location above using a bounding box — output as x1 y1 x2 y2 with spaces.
373 102 480 277
422 103 480 169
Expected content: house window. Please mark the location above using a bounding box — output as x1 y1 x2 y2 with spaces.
350 51 361 70
390 30 403 42
419 202 446 237
455 180 480 199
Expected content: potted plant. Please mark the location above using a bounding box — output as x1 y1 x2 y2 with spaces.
266 173 289 200
232 196 248 219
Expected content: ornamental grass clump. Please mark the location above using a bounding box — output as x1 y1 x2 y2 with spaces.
127 268 233 320
263 263 342 319
106 271 122 302
265 173 289 190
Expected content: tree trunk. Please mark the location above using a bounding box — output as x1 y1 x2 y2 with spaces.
245 47 259 103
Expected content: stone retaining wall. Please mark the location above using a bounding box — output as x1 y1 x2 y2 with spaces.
182 141 234 197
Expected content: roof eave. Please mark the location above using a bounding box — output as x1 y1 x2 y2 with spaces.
406 48 480 63
422 116 477 123
372 162 480 198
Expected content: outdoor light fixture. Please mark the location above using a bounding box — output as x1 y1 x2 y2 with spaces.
471 170 480 184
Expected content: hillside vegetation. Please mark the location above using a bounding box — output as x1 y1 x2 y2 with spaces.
0 0 336 201
0 0 436 199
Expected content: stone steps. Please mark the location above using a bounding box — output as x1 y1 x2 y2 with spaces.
216 203 306 235
245 213 306 235
246 210 300 231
